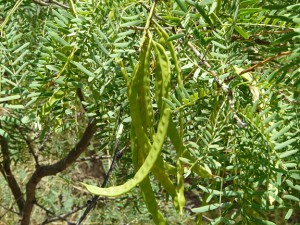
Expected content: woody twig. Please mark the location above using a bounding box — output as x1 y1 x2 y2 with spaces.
188 41 247 127
239 51 292 75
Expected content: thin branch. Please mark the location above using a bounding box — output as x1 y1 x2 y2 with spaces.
35 201 55 216
32 0 69 9
38 132 51 151
75 145 126 224
32 0 49 6
188 41 247 127
103 146 126 187
141 2 163 21
188 41 229 92
77 155 112 162
239 51 292 75
17 127 39 166
76 108 125 225
36 201 84 225
0 199 21 217
40 205 86 225
253 29 293 37
76 88 88 112
51 0 69 9
184 206 213 222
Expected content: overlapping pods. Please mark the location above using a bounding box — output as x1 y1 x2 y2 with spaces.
82 30 212 223
82 37 172 198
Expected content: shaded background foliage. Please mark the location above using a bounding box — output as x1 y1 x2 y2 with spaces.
0 0 299 224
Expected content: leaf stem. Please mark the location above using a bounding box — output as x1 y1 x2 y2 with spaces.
0 0 24 33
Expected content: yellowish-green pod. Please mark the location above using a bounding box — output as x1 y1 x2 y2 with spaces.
153 41 170 111
153 40 186 214
83 28 189 224
175 159 186 215
154 21 182 86
130 38 168 225
129 40 175 200
82 37 172 197
153 40 185 213
130 38 153 154
125 40 177 201
132 127 168 225
139 176 168 225
153 25 212 212
82 109 171 197
136 43 155 138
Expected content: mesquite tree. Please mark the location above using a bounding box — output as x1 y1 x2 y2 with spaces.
0 0 299 224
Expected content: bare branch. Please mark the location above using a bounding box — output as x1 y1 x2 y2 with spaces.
0 199 21 217
36 201 85 225
32 0 69 9
239 51 292 75
40 205 86 225
76 88 88 112
77 155 112 162
38 132 51 152
21 119 97 225
17 127 39 166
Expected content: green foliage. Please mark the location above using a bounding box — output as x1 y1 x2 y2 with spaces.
0 0 299 224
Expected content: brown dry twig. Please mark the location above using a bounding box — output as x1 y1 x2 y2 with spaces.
39 203 86 225
239 51 292 75
32 0 69 9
